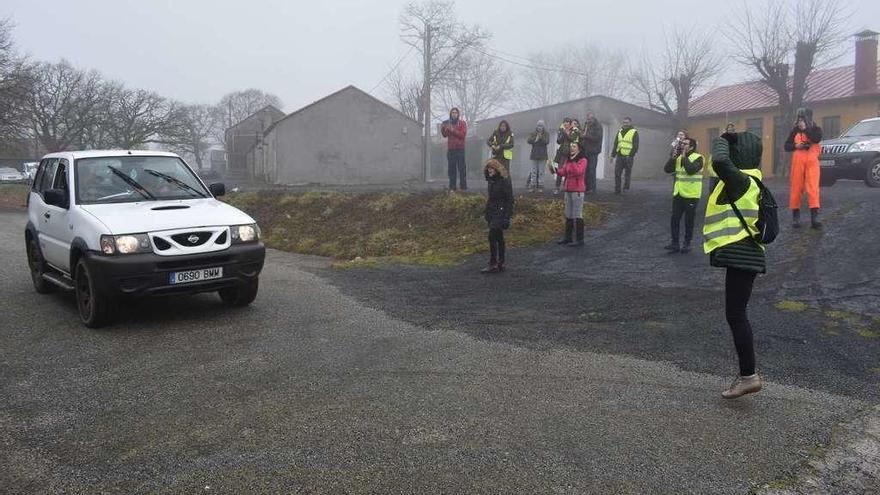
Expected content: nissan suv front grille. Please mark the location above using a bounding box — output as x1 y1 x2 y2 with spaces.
170 231 212 247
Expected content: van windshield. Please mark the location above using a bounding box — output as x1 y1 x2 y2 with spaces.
842 120 880 138
75 156 209 204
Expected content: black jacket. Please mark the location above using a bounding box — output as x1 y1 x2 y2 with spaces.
527 130 550 160
485 172 514 229
611 126 639 158
581 120 603 154
783 125 822 152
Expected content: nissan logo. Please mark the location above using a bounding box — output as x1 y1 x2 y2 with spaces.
187 234 200 244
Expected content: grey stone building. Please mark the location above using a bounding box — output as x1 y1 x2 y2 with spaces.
251 86 423 185
471 96 677 186
225 105 285 180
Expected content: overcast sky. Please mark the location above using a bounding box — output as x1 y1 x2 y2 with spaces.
3 0 879 113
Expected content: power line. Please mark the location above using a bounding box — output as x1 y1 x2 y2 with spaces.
475 47 590 77
370 46 417 93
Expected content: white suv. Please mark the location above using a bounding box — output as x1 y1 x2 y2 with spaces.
25 150 265 327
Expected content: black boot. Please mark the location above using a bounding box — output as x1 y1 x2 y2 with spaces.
664 241 679 252
680 240 692 254
810 208 823 229
557 219 573 244
792 209 801 229
568 219 585 246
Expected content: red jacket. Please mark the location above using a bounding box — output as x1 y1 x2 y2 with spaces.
556 156 587 192
441 119 467 150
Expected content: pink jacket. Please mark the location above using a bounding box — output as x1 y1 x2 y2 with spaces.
557 156 587 192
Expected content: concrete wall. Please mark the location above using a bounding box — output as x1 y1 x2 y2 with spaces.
688 96 880 177
472 95 677 185
226 107 284 174
263 88 423 185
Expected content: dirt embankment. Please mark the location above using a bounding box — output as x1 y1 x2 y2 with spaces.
225 190 604 266
0 184 28 209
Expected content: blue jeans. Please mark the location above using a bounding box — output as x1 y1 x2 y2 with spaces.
447 149 467 190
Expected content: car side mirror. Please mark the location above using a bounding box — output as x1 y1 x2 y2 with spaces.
43 189 68 209
209 183 226 197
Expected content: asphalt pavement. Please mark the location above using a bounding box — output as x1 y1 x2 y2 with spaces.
1 177 878 494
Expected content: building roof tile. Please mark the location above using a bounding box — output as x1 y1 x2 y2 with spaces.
690 64 880 117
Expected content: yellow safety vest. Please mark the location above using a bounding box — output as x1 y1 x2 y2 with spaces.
616 128 636 156
703 168 764 254
492 133 514 160
706 154 717 178
674 152 704 199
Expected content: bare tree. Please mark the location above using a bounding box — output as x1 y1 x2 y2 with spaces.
511 44 627 112
629 28 723 126
0 18 33 153
104 86 176 148
26 60 105 152
213 88 282 146
726 0 851 174
396 1 490 126
513 51 563 110
437 50 508 123
386 67 423 122
159 104 217 169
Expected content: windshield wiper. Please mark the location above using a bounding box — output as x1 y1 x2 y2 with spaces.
144 169 207 198
107 166 155 200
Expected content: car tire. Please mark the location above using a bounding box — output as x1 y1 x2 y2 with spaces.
26 236 54 294
74 258 114 328
218 278 259 307
866 160 880 188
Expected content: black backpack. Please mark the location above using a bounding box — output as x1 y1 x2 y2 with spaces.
730 177 779 245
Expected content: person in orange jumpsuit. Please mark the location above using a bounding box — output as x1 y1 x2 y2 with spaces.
784 108 823 229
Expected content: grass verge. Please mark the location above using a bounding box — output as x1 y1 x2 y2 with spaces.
225 190 605 266
0 184 29 209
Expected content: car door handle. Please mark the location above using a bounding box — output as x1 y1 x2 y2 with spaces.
44 212 51 219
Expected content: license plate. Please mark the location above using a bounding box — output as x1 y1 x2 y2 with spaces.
168 267 223 284
819 159 835 167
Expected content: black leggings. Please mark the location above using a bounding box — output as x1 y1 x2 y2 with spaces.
671 196 698 244
489 228 506 264
725 268 757 376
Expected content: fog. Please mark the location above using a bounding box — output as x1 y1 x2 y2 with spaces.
4 0 879 114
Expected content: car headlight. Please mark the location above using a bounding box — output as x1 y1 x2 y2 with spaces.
230 224 260 243
849 139 880 152
100 234 152 255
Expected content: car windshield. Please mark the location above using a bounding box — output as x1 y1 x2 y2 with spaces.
842 120 880 138
75 156 209 204
0 167 19 174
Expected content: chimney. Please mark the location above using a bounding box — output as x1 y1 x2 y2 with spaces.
854 30 879 94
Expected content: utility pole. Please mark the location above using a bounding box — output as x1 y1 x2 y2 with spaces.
423 24 432 182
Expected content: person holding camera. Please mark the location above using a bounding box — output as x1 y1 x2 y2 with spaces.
704 131 767 399
555 141 588 247
611 117 639 194
664 137 704 254
487 120 514 171
784 108 823 229
441 107 468 191
581 112 603 194
526 120 549 192
552 118 579 194
670 130 688 158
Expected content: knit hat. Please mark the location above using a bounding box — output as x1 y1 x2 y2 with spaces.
537 120 545 127
712 131 762 170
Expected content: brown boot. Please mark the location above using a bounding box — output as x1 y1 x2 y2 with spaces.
721 374 763 399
